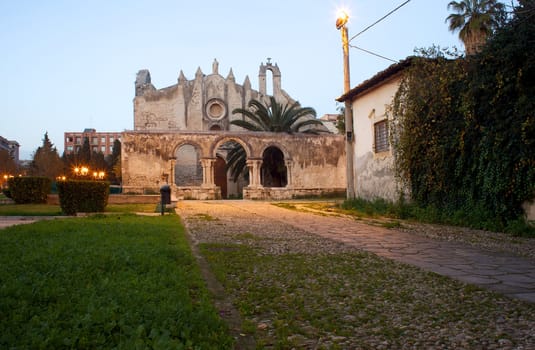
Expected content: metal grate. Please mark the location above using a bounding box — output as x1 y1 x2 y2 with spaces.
374 120 389 153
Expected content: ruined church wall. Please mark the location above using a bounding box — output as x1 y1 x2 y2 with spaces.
121 131 346 195
243 133 346 189
134 86 187 130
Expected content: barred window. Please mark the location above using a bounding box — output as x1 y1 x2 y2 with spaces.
374 120 389 153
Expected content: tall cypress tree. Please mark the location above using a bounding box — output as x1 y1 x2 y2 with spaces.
31 132 63 179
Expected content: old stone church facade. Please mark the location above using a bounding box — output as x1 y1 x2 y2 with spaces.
121 60 346 199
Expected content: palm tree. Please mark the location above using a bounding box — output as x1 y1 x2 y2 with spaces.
446 0 505 55
226 96 324 181
231 96 324 133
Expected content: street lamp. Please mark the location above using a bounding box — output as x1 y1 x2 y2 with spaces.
73 166 89 178
93 171 105 180
336 10 356 199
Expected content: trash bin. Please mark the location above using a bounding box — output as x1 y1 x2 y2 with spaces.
160 185 171 215
160 185 171 205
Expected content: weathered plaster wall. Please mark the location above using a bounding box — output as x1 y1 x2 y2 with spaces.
351 75 402 202
121 131 346 198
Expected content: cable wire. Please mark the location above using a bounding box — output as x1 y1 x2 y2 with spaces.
349 44 399 63
349 0 412 43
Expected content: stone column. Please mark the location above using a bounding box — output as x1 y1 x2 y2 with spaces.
246 158 263 188
201 158 216 187
169 157 176 185
285 160 293 188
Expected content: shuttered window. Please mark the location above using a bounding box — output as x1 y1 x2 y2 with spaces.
374 120 389 153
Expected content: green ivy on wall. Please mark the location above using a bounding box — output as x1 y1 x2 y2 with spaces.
391 3 535 230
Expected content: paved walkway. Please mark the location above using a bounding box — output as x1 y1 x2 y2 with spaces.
178 200 535 304
0 216 50 229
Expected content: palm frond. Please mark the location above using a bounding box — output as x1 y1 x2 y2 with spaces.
227 97 322 180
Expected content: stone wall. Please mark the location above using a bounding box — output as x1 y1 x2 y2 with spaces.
121 131 346 200
133 60 314 133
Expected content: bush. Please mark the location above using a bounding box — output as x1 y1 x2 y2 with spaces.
7 177 51 204
57 180 109 215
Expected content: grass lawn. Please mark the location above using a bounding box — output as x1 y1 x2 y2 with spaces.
0 203 158 216
0 204 64 216
0 214 233 349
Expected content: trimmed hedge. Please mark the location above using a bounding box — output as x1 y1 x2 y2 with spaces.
57 180 110 215
7 177 51 204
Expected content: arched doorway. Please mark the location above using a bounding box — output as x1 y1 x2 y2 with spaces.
175 144 202 186
213 140 249 198
214 155 227 198
261 146 287 187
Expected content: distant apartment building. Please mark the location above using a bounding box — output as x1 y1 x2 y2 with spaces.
64 128 122 156
0 135 20 163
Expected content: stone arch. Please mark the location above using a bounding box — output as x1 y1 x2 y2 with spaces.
261 146 287 188
210 136 252 159
258 142 292 161
174 143 203 186
211 136 252 198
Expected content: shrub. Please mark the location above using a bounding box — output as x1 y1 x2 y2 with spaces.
7 177 51 204
57 180 109 215
2 189 11 199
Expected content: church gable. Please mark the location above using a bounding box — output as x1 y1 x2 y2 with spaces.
133 59 302 132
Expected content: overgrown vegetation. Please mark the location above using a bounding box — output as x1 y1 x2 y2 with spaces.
390 2 534 233
0 215 233 349
342 197 534 237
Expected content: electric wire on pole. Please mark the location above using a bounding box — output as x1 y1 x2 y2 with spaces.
348 0 412 63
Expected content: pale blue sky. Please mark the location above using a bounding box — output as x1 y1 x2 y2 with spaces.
2 0 467 159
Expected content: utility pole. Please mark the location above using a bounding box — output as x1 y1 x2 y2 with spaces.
337 11 355 199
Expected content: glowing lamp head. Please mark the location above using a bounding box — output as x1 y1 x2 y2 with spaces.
336 10 349 30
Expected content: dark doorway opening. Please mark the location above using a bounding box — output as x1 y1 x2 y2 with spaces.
214 155 227 198
261 146 287 187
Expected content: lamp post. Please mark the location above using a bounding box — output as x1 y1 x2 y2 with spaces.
336 10 355 199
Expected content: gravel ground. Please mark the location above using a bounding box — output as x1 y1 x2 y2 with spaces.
179 201 535 350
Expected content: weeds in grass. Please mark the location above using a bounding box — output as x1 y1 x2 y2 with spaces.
381 220 403 229
200 241 535 348
0 215 233 349
273 203 297 210
192 213 218 221
235 232 258 240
